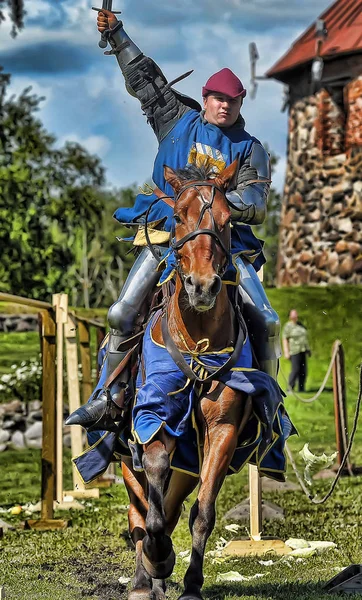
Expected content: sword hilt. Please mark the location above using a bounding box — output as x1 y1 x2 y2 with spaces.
92 5 121 49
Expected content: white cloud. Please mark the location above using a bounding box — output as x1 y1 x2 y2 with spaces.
57 133 111 158
6 77 53 107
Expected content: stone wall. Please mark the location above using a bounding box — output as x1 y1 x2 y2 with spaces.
0 399 72 452
277 80 362 286
345 77 362 150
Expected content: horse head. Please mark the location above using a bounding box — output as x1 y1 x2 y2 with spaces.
164 159 239 312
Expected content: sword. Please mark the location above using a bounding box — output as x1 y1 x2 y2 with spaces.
92 0 121 49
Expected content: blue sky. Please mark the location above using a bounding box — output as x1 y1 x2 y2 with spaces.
0 0 332 192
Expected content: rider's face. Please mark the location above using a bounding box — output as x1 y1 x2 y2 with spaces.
203 93 242 128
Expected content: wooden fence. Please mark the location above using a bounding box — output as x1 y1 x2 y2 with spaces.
0 292 106 529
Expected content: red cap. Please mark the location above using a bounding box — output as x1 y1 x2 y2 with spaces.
202 68 247 99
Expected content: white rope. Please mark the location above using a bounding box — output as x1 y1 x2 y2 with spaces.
280 341 341 404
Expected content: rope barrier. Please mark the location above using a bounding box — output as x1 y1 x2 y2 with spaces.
280 341 340 403
286 364 362 504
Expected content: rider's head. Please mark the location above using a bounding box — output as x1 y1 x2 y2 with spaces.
202 68 246 128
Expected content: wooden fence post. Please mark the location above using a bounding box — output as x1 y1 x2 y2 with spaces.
64 313 99 499
78 319 93 405
26 309 68 530
249 464 262 540
332 341 352 473
53 293 68 503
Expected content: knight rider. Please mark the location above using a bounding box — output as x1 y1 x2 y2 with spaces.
66 9 281 431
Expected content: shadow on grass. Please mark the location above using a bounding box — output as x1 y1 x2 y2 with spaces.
203 581 341 600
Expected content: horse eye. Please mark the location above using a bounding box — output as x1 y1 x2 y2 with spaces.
174 214 182 225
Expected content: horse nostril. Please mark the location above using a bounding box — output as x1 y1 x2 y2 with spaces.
185 275 193 288
210 275 222 296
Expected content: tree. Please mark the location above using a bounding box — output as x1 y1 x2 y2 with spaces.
0 0 24 36
0 72 134 306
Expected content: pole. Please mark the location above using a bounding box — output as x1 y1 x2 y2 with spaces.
332 341 352 473
78 320 93 405
53 293 68 503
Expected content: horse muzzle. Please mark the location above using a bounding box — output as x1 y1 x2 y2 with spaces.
184 274 222 311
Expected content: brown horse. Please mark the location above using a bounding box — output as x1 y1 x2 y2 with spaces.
122 159 253 600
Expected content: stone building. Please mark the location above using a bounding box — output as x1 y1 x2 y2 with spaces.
266 0 362 286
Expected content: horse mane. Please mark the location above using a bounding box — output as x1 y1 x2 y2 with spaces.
174 164 216 183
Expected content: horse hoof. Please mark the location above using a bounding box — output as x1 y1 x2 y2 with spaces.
128 589 152 600
178 595 203 600
142 548 176 580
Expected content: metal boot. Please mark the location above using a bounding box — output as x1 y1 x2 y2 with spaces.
65 330 132 432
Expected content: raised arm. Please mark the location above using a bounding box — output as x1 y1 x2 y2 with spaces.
97 10 200 142
226 143 271 225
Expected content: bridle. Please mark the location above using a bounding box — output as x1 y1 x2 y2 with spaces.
143 181 247 389
144 180 231 277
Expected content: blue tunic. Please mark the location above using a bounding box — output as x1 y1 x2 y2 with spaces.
114 110 265 270
73 315 296 484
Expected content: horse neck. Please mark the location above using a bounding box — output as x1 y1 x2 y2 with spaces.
167 276 236 353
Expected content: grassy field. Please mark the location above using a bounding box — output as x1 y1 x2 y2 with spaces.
0 286 361 599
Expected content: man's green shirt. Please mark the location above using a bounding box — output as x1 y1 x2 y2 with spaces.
282 321 310 356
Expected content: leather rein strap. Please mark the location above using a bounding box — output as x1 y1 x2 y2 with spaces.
160 297 247 387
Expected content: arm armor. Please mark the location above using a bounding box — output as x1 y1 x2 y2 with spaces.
107 22 199 142
226 143 271 225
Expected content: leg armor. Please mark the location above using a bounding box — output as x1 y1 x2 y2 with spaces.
66 247 162 430
236 256 281 379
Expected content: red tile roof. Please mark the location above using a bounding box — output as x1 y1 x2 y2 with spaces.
266 0 362 79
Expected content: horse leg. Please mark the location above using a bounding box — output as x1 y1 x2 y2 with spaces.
141 435 176 580
121 457 156 600
179 400 240 600
164 470 199 535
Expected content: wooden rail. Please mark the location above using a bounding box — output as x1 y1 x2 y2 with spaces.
0 292 107 529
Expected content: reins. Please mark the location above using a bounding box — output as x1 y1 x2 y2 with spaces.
160 290 247 391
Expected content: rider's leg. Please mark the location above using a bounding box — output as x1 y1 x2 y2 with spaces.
235 256 281 379
66 247 163 428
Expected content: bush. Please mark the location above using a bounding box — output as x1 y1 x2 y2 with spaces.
0 357 42 402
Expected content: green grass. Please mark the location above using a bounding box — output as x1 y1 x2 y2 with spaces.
0 286 361 599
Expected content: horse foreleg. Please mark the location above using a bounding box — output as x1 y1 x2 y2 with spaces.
142 436 176 580
164 470 198 535
121 457 154 600
180 422 239 600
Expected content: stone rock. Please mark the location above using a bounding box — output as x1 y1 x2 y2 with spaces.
283 208 296 228
335 240 348 253
328 251 339 275
338 218 353 233
338 255 354 278
26 438 42 450
299 251 313 264
3 400 23 414
223 499 284 522
27 411 43 423
28 400 42 412
25 421 42 441
10 430 26 450
2 420 15 430
0 430 11 444
348 242 361 256
0 443 8 452
309 208 321 221
354 259 362 273
296 265 310 284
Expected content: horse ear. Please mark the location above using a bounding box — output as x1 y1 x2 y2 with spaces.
215 156 240 191
164 165 183 193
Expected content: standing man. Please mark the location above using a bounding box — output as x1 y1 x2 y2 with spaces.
67 8 281 431
283 309 311 393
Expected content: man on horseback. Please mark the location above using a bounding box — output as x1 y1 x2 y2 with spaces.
66 8 281 432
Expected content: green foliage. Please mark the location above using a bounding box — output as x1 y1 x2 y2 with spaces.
0 72 135 307
0 357 41 401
